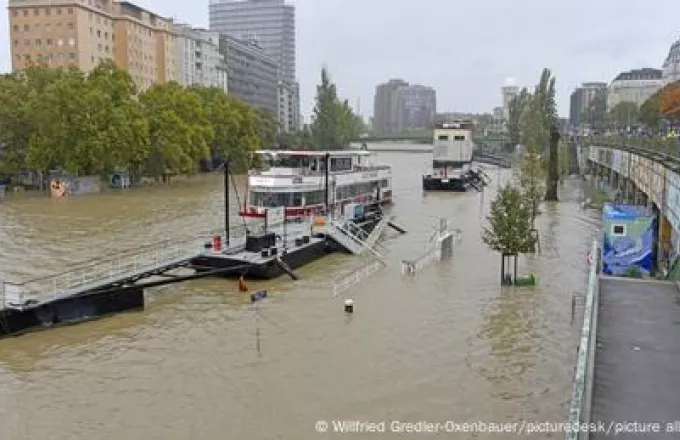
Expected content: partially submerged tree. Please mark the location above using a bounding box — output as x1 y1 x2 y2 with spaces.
310 68 361 149
481 184 538 285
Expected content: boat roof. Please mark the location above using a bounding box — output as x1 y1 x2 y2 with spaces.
254 150 371 157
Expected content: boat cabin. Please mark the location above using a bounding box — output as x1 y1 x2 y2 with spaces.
242 150 392 219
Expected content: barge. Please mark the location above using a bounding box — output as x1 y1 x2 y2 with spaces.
192 149 398 279
422 121 488 191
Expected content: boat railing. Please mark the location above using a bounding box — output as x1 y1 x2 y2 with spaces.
248 165 391 179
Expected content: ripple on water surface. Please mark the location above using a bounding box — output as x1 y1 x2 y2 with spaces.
0 151 600 440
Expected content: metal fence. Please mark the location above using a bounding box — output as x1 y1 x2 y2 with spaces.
565 240 600 440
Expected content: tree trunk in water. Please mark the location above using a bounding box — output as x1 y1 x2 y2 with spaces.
545 125 560 201
513 254 518 284
500 254 505 285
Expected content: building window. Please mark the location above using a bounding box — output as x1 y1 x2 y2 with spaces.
57 39 63 46
69 53 75 60
45 8 50 15
24 39 29 47
13 40 18 47
68 7 73 14
13 25 18 32
23 25 29 32
68 38 75 46
23 9 28 16
67 22 73 29
97 30 101 37
24 55 31 61
57 8 61 15
47 39 52 46
35 39 41 46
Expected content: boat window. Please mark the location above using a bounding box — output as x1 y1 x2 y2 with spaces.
261 155 310 168
331 157 352 172
336 183 378 201
380 179 389 188
454 135 466 140
249 190 326 207
438 135 448 140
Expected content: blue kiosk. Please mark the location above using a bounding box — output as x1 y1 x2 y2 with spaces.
601 203 656 276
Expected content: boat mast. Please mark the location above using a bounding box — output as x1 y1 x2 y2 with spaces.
224 157 230 247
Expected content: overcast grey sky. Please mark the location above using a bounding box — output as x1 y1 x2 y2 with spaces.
1 0 678 120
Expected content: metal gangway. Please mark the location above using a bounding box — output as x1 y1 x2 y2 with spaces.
328 216 394 297
0 233 222 311
402 219 461 276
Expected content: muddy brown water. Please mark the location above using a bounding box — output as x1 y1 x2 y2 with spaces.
0 148 600 439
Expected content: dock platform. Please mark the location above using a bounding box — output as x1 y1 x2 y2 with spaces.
591 277 680 438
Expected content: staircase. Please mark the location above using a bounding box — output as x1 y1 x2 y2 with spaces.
325 218 386 260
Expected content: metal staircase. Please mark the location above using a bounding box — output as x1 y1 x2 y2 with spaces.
325 219 386 260
326 216 394 297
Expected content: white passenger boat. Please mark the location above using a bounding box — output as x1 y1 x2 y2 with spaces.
240 150 393 219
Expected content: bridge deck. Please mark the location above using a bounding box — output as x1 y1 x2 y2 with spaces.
592 277 680 438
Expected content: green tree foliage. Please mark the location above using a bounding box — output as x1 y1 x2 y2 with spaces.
506 88 530 146
310 68 361 149
0 63 265 180
481 184 538 254
640 91 662 129
608 102 639 129
139 82 213 178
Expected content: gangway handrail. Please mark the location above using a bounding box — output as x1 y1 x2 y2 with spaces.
8 225 235 285
565 240 600 440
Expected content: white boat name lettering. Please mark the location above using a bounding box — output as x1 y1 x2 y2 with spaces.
362 172 379 179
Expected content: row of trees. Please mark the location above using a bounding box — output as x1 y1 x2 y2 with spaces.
506 68 561 209
0 61 362 180
0 60 269 179
278 68 365 150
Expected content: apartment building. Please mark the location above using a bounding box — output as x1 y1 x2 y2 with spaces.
277 80 299 133
8 0 178 91
210 0 299 130
219 35 277 116
373 79 436 134
174 25 227 91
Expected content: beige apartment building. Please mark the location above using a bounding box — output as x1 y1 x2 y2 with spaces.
8 0 178 90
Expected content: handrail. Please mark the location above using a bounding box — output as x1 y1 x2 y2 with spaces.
586 136 680 171
565 240 600 440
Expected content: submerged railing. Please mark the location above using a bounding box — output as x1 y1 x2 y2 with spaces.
566 240 600 440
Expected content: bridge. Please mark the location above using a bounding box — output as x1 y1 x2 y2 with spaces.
566 137 680 439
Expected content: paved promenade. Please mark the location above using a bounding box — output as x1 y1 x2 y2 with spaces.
592 277 680 439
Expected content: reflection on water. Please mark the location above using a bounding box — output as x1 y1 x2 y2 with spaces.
0 148 600 440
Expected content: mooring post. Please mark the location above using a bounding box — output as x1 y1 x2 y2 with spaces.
224 156 231 247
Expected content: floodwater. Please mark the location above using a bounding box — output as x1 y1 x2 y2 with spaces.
0 147 600 439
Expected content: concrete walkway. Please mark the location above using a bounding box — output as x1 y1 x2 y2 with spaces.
592 277 680 439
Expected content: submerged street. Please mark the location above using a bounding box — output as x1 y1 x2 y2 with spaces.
0 148 600 439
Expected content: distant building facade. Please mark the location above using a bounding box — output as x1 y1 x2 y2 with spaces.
8 0 180 91
174 25 227 91
501 85 519 120
373 79 436 134
607 68 662 109
662 39 680 86
218 35 277 116
569 82 607 127
398 85 436 131
209 0 299 130
278 80 300 133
